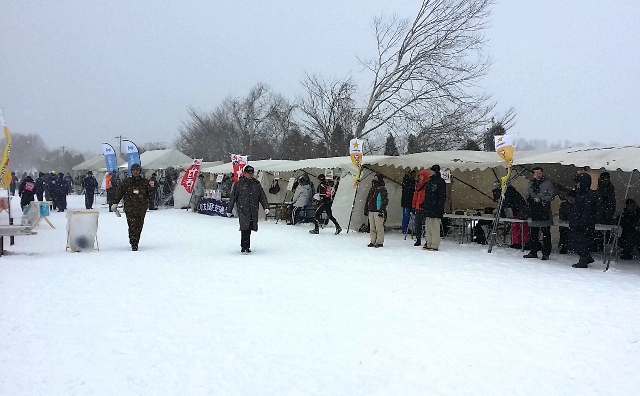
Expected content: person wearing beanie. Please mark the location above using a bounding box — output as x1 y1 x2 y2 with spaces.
421 165 447 251
226 165 270 254
309 173 342 235
54 172 68 212
523 167 554 260
112 163 152 251
82 170 99 209
18 175 36 210
363 173 389 247
34 172 46 202
570 173 596 268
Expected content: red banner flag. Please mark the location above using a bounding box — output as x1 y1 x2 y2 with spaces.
231 154 247 183
180 159 202 194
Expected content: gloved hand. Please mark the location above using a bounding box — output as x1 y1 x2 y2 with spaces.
265 209 270 216
378 211 385 218
111 204 121 217
313 193 321 201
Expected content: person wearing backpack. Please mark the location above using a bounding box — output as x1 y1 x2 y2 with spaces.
309 174 342 235
18 175 36 210
364 173 389 247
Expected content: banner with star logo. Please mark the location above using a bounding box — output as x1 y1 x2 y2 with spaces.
349 138 364 186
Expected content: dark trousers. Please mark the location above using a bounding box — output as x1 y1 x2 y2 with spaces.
571 228 592 258
107 189 115 210
241 220 254 250
36 192 44 201
559 226 570 250
149 190 157 210
313 202 339 231
414 210 426 242
85 192 94 209
402 207 412 233
126 211 146 246
619 230 639 257
530 226 552 256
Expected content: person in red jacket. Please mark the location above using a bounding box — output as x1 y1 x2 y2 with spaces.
411 170 430 246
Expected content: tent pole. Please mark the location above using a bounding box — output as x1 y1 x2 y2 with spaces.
346 170 373 234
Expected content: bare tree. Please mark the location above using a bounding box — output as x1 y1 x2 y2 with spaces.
139 141 169 154
355 0 494 139
298 73 358 156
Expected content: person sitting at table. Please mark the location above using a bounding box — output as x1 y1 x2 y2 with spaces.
558 189 576 254
492 182 530 250
289 175 312 225
618 198 640 260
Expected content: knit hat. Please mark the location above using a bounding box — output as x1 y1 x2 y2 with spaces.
244 165 255 173
430 164 441 173
131 163 142 171
317 174 326 181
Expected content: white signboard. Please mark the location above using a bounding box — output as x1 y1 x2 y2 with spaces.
441 168 452 184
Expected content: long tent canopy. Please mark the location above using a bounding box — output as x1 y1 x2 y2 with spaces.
72 154 125 172
118 149 192 171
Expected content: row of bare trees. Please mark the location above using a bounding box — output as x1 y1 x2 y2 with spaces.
176 0 512 162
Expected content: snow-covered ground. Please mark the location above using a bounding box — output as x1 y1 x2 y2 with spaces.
1 194 639 395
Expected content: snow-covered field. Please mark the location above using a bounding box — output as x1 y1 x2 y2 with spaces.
1 194 639 395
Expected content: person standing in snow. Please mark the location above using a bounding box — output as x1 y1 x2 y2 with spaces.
422 164 447 251
226 165 270 254
148 173 159 210
523 167 555 260
191 173 205 212
9 172 18 196
570 172 596 268
34 172 46 202
82 171 98 209
54 173 68 212
401 169 417 234
412 169 430 247
364 173 389 247
112 163 151 251
18 175 36 210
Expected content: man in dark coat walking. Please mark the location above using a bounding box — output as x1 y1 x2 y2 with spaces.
54 173 68 212
570 172 596 268
226 165 270 254
523 167 555 260
422 164 447 251
112 163 152 251
18 175 36 210
82 171 98 209
34 172 45 201
401 170 416 234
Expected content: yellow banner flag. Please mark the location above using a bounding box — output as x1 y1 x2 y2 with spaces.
349 138 364 186
494 135 514 163
0 110 12 189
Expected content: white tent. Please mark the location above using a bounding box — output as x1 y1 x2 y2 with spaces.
72 155 125 172
118 149 192 171
512 145 640 172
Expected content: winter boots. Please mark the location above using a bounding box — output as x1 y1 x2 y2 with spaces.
309 229 319 234
523 251 538 259
335 226 342 235
572 255 594 268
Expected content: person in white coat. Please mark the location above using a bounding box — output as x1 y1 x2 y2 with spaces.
290 175 312 225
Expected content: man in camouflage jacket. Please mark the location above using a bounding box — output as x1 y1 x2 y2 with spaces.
112 163 152 251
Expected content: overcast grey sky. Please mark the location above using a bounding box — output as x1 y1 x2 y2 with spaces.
1 0 639 155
